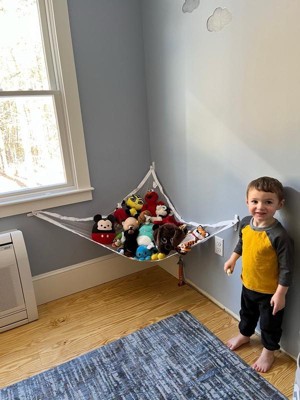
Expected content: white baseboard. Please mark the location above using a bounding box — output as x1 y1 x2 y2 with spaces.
185 277 240 320
33 254 152 305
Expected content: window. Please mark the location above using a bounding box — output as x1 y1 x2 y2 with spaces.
0 0 93 218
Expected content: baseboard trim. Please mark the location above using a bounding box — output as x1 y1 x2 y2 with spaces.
185 277 240 320
33 254 152 305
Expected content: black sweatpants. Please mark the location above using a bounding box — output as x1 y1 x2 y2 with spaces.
238 285 284 351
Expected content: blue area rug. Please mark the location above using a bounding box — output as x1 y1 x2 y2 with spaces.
0 311 287 399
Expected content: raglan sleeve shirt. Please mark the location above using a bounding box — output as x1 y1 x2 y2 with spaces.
233 216 294 294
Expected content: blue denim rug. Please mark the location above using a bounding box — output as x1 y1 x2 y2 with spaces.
0 311 287 399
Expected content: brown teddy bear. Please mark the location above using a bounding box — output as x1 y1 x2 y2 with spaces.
152 223 187 257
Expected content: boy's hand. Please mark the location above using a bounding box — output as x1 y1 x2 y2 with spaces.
270 285 288 315
224 260 235 275
270 293 286 315
224 252 240 275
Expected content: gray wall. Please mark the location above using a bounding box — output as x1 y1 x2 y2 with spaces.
1 0 151 275
142 0 300 358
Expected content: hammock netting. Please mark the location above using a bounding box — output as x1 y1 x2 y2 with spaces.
29 165 239 261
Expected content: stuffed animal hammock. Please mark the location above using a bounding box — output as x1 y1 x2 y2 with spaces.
29 164 239 261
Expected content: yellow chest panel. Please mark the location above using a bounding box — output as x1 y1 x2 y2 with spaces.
241 226 278 294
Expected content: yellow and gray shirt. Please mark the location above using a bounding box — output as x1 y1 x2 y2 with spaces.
234 216 293 294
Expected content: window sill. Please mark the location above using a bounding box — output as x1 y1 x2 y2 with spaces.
0 187 94 218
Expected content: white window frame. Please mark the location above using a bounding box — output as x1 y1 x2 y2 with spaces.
0 0 93 218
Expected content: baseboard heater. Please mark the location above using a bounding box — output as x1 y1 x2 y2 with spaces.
0 230 38 332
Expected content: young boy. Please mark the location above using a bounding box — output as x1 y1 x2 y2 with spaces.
224 177 294 373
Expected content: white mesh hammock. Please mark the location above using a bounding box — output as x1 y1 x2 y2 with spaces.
29 164 239 261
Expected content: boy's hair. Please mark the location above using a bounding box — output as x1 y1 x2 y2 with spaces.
246 177 284 201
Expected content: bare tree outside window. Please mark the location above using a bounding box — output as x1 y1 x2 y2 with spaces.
0 0 92 217
0 0 65 194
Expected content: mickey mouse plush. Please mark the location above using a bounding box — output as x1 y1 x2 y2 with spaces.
151 204 183 226
91 214 116 244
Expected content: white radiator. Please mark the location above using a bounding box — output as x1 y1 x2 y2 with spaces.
0 230 38 332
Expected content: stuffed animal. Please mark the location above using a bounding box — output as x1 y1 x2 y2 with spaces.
141 190 164 216
151 252 167 261
137 224 154 247
137 211 155 247
112 233 121 248
153 223 188 256
125 194 144 217
137 210 152 225
91 214 116 244
176 225 210 255
135 245 153 261
113 202 130 225
120 216 139 257
151 204 170 223
161 213 183 226
151 204 183 226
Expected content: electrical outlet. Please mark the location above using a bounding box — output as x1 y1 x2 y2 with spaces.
215 236 224 256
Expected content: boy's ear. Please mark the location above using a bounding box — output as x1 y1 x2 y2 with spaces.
278 199 285 209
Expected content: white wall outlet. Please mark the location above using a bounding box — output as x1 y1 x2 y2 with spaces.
215 236 224 256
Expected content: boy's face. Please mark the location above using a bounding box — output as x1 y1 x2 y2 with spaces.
246 188 284 227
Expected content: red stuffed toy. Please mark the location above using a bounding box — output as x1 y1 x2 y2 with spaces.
113 202 129 225
141 190 164 216
91 214 116 244
151 204 183 226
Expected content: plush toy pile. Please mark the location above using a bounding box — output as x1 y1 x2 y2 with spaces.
91 190 210 260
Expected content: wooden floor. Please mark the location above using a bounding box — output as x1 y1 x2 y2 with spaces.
0 266 296 398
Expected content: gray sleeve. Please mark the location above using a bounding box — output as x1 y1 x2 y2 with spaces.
233 216 251 255
233 237 242 255
269 225 294 287
276 234 294 287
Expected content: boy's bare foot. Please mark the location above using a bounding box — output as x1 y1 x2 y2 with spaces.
252 348 275 373
227 333 250 350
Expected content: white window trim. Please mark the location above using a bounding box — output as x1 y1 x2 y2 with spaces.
0 0 93 218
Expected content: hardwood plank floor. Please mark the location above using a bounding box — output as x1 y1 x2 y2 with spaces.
0 266 296 398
